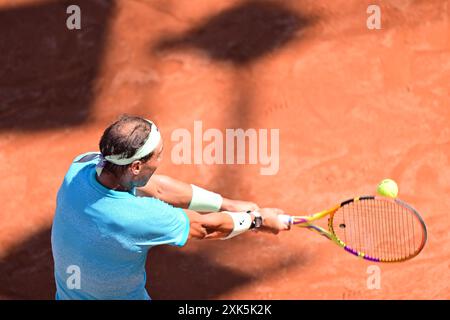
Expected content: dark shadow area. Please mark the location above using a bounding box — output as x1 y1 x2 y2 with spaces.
0 0 116 132
146 245 252 300
147 237 306 300
153 0 317 65
0 228 54 299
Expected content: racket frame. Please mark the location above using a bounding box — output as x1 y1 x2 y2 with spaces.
290 196 427 263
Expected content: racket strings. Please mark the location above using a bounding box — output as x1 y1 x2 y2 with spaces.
332 199 425 261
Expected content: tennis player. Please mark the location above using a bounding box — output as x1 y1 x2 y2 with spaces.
51 115 288 300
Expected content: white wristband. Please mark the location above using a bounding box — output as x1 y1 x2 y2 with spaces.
188 184 223 212
221 211 253 240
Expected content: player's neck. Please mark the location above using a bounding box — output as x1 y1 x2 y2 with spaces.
96 172 131 192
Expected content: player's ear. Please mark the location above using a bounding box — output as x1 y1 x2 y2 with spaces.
130 161 142 175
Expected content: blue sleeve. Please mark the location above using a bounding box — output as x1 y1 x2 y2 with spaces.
132 197 190 248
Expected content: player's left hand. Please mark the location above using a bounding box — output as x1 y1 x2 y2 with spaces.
221 198 259 212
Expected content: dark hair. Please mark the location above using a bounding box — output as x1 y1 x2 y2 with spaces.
99 115 154 176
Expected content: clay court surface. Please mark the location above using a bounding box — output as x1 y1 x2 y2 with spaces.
0 0 449 299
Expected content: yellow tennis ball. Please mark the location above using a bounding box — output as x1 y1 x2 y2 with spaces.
377 179 399 198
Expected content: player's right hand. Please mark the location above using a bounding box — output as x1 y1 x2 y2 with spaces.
257 208 290 234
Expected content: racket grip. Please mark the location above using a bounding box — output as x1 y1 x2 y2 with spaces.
278 214 293 226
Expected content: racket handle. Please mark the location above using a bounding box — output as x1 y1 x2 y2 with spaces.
278 214 293 226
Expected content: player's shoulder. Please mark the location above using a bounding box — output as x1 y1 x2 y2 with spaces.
73 151 101 164
131 196 185 223
134 195 180 213
122 197 188 248
64 152 100 183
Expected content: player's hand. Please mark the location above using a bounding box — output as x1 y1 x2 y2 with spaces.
221 198 259 212
188 221 208 240
257 208 290 234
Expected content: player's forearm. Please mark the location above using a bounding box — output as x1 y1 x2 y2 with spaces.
139 175 259 213
139 174 225 211
135 174 196 209
185 210 252 240
200 211 237 240
141 174 193 208
186 208 290 241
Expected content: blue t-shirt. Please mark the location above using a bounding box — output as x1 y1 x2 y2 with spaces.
51 152 190 300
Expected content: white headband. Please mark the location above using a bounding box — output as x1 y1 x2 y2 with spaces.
105 120 161 165
96 119 161 175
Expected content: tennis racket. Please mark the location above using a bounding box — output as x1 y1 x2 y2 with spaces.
278 196 427 262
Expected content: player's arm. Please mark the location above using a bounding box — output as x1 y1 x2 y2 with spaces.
185 208 289 241
137 174 259 212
